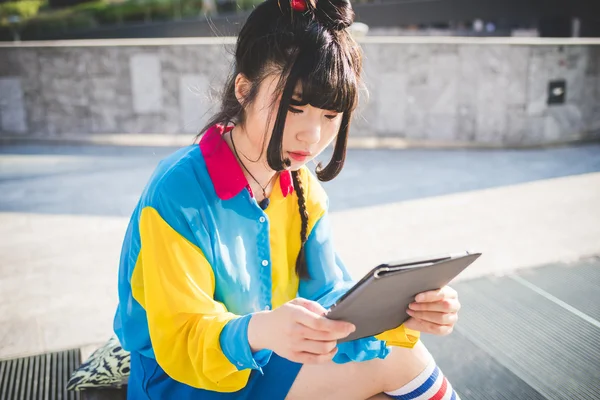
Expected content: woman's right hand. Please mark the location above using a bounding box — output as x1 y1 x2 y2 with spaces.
247 298 356 364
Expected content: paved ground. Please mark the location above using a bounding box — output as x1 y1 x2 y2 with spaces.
423 257 600 400
1 142 599 216
1 141 599 399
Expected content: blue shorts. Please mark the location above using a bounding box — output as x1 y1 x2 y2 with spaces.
127 351 303 399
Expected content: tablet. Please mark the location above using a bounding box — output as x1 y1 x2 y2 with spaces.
326 251 481 343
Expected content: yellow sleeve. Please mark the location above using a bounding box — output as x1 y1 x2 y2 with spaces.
132 206 251 391
375 325 421 348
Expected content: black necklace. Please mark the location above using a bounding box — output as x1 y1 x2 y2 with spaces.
230 131 277 210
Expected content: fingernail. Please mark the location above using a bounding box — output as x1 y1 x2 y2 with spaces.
416 294 424 302
407 309 414 316
349 324 356 332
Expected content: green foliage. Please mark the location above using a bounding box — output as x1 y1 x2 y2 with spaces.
69 0 207 25
0 0 250 38
19 6 95 34
0 0 45 24
180 0 204 18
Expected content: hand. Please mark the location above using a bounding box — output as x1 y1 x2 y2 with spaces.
247 298 356 364
404 286 460 336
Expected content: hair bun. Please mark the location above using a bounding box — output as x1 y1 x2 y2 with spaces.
313 0 355 31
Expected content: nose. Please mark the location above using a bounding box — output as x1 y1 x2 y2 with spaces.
296 123 321 146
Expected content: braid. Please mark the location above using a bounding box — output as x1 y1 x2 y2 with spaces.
292 170 309 279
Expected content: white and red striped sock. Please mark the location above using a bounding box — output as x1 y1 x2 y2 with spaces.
384 360 461 400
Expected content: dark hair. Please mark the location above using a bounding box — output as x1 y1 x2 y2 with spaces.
199 0 363 279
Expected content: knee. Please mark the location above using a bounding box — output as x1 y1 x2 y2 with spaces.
379 341 433 393
388 341 433 366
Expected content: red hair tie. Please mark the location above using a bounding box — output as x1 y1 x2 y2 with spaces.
291 0 308 12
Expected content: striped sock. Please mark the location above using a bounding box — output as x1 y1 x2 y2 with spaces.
384 360 461 400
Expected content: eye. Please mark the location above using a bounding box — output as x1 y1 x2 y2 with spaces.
288 106 303 114
325 113 339 120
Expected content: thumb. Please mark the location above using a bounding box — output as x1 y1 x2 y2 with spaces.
290 298 328 316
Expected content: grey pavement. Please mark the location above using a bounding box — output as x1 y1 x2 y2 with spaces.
422 257 600 400
1 142 599 216
1 142 600 399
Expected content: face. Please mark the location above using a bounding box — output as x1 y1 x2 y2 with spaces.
237 73 343 171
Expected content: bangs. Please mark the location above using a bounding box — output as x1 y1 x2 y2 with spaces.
293 42 359 113
268 33 360 115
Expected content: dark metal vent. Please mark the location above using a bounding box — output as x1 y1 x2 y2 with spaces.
0 349 81 400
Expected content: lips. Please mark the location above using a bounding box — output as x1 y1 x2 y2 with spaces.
288 151 311 162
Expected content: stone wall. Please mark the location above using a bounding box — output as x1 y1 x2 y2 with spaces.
0 37 599 146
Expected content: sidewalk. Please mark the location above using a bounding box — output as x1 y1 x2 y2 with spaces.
1 172 599 360
331 171 600 282
2 132 598 151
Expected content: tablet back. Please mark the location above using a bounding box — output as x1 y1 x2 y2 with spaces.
327 253 481 343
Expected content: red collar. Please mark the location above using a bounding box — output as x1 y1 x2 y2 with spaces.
199 124 294 200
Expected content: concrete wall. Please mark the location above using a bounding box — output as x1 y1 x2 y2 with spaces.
0 37 599 146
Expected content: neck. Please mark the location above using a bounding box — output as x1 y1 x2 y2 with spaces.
226 126 278 200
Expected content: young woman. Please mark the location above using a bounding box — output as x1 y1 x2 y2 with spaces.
114 0 462 398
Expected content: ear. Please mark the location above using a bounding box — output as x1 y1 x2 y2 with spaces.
234 73 251 106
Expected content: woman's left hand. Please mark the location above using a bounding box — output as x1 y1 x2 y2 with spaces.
403 286 460 336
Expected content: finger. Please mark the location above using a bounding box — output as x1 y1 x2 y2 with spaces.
408 298 461 313
291 298 328 316
403 317 455 336
294 306 355 334
297 338 338 355
295 324 349 341
406 310 458 325
415 286 457 303
292 347 338 364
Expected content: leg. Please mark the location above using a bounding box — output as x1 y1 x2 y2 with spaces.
286 341 433 399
